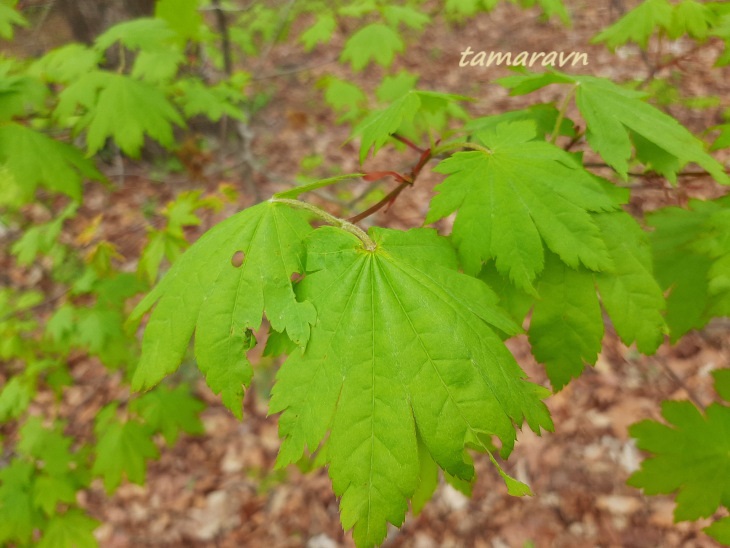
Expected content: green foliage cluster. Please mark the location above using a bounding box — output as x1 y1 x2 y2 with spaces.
0 0 729 546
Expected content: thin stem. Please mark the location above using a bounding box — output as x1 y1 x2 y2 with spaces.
392 133 425 153
348 182 409 224
273 173 365 199
211 0 233 75
271 197 376 251
551 84 577 144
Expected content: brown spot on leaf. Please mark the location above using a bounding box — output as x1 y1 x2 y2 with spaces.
231 250 245 268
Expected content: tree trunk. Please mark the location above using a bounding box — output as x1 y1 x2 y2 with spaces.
55 0 155 44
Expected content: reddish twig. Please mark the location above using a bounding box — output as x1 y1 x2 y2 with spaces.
392 133 426 153
348 182 410 224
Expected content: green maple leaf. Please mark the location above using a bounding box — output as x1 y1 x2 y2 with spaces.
155 0 203 41
94 18 177 52
495 210 665 388
130 201 316 419
0 123 102 202
667 0 717 40
515 0 571 26
30 44 101 83
33 475 78 516
92 405 159 493
0 376 34 421
0 2 27 40
18 417 74 476
499 72 729 184
383 5 430 30
628 398 730 523
270 226 552 547
56 72 185 157
529 252 603 390
318 75 367 122
591 0 672 49
340 23 404 71
174 77 246 122
427 121 618 292
707 517 730 544
711 123 730 150
695 208 730 316
465 104 576 140
37 510 99 548
130 385 205 445
648 197 730 340
593 211 667 353
300 13 336 50
353 90 470 162
0 460 39 544
0 70 47 122
375 70 419 103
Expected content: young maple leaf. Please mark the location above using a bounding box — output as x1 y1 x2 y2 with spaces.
628 371 730 544
427 120 618 292
37 510 99 548
0 123 103 202
270 226 552 548
130 385 205 445
340 23 404 71
591 0 672 50
55 71 185 157
648 196 730 340
130 201 316 418
353 90 469 162
498 71 729 184
490 211 666 390
91 404 159 493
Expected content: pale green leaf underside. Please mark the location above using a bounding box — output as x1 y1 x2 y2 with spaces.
131 201 315 418
270 226 552 547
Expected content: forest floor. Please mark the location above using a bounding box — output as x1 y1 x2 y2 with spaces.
6 0 730 546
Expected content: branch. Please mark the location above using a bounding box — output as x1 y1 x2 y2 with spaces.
211 0 232 75
348 182 409 224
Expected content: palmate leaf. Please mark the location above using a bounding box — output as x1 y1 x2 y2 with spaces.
37 510 99 548
56 71 185 157
92 405 159 493
353 90 469 162
0 123 103 202
529 252 604 390
648 196 730 340
628 383 730 536
499 71 729 184
340 23 404 71
426 121 619 292
130 201 316 418
270 226 552 548
492 210 666 389
593 211 668 352
0 2 27 40
129 385 205 445
591 0 672 50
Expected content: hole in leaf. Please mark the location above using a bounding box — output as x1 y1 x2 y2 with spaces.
231 250 245 268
